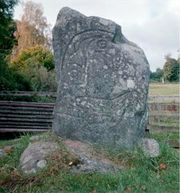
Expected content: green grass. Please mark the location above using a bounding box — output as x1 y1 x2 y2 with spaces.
150 131 179 142
0 133 179 193
149 83 179 96
0 135 30 168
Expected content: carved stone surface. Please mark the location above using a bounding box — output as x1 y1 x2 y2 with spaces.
52 7 150 149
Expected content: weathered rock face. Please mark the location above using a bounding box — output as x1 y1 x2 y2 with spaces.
20 142 59 174
64 139 122 173
53 7 150 149
139 138 160 158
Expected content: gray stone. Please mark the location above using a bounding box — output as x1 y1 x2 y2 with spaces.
37 159 47 169
53 7 150 149
64 140 122 173
20 142 59 174
139 138 160 157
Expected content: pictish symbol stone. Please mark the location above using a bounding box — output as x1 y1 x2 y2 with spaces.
52 7 150 149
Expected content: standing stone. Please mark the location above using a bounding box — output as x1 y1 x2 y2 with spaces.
52 7 150 149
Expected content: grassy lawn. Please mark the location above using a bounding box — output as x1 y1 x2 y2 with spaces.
149 83 179 96
0 133 179 193
150 131 179 142
0 83 179 193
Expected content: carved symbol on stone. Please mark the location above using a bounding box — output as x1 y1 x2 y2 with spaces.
53 7 150 150
97 39 107 49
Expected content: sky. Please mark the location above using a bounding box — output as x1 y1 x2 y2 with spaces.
14 0 180 71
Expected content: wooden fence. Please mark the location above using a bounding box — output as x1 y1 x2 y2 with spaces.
0 101 54 132
0 100 179 133
148 102 179 132
149 95 179 103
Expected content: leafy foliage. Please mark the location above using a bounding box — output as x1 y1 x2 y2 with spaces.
0 0 32 91
0 0 18 56
0 65 31 91
3 1 56 92
163 55 179 82
12 45 54 71
150 68 163 82
11 45 56 91
150 55 179 82
11 0 51 60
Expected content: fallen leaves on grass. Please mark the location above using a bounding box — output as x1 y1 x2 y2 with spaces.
3 146 14 155
159 163 167 170
0 166 42 191
10 168 21 179
46 149 80 175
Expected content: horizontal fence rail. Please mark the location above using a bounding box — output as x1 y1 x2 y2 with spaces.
149 95 179 103
0 91 179 132
0 101 54 132
149 103 179 112
148 102 179 132
0 100 179 133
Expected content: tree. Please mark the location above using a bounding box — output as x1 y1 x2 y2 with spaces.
0 0 18 57
150 68 163 82
8 1 55 91
12 45 56 91
11 0 51 60
163 55 179 82
0 0 31 91
12 45 54 71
